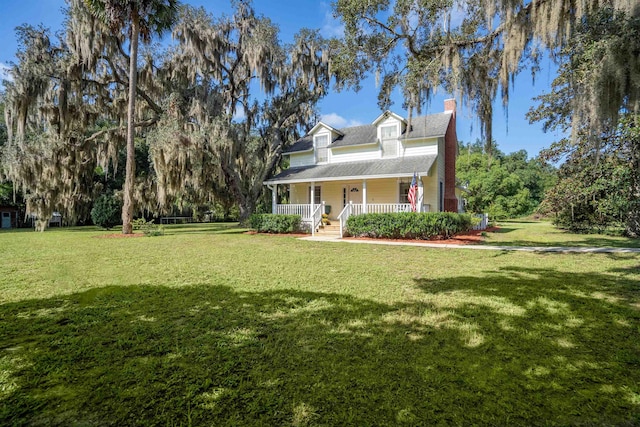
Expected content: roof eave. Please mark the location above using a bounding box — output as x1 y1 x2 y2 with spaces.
400 134 445 141
264 170 431 186
283 148 314 155
330 141 380 149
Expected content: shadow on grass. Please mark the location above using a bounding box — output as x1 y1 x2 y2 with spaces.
1 268 638 425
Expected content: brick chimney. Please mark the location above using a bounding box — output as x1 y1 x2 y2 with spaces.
443 98 458 212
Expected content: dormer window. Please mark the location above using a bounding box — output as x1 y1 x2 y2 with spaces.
381 125 397 140
380 125 398 158
315 134 329 163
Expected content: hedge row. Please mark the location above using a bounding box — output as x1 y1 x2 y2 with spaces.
249 214 306 234
346 212 475 239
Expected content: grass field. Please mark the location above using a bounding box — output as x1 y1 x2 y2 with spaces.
485 220 640 248
1 223 639 425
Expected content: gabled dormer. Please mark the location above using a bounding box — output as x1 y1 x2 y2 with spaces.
308 122 343 164
372 111 407 158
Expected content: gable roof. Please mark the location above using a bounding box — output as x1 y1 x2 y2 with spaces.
308 121 344 136
264 154 437 185
372 110 406 126
283 112 452 154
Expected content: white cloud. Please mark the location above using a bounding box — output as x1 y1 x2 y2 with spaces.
320 2 344 38
321 113 363 129
0 63 13 83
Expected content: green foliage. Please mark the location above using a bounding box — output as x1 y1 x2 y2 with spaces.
249 214 305 234
346 212 474 239
528 9 640 236
457 143 555 219
91 193 122 229
539 115 640 236
132 218 164 236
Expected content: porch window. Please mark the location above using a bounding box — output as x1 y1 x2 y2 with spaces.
308 185 321 205
399 182 411 203
315 135 329 163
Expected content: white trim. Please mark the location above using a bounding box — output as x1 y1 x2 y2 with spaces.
400 134 445 142
284 147 314 154
372 110 406 126
309 122 343 136
330 141 380 149
265 170 431 185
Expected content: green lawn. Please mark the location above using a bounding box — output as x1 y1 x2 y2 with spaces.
1 223 639 425
484 220 640 248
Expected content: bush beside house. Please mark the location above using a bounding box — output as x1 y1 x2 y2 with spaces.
346 212 474 240
249 214 306 234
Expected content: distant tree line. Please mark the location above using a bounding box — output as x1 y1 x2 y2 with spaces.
456 141 556 220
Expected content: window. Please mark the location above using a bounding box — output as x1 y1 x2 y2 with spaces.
439 181 444 212
381 125 397 139
343 187 347 208
399 182 411 203
380 125 398 158
315 135 329 163
308 186 321 205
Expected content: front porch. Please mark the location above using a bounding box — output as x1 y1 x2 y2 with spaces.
275 201 431 237
275 202 430 218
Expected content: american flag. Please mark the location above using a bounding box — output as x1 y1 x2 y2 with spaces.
408 172 418 212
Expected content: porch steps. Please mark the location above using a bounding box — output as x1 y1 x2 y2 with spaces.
316 224 341 236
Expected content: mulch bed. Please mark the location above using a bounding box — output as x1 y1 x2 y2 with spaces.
344 227 499 245
244 231 310 238
246 227 499 245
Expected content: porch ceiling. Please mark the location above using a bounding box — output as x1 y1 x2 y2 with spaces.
264 154 437 185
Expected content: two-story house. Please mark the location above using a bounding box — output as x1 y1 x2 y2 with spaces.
263 99 460 233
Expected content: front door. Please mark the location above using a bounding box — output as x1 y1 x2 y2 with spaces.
343 185 362 207
1 212 11 229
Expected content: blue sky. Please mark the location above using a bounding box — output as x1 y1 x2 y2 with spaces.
0 0 565 157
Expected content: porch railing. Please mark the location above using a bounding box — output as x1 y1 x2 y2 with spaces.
337 202 353 238
276 204 311 219
311 203 324 236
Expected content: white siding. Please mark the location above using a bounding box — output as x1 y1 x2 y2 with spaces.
330 145 381 163
290 152 315 168
400 138 439 157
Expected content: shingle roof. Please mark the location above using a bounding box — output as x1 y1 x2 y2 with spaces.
330 125 378 148
283 112 452 154
403 113 452 139
264 155 437 184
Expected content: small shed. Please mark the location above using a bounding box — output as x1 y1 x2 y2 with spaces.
0 206 20 229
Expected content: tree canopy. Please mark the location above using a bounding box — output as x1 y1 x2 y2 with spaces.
1 0 330 229
330 0 639 146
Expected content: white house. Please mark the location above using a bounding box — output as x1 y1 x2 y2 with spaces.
263 99 460 234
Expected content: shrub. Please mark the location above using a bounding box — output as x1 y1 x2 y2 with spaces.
249 214 305 234
132 218 164 236
91 194 121 230
346 212 474 240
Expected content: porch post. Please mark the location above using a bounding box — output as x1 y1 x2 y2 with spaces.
271 184 277 214
362 180 367 214
310 182 315 218
417 178 424 212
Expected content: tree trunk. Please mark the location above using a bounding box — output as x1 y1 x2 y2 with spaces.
238 199 255 224
122 16 139 234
